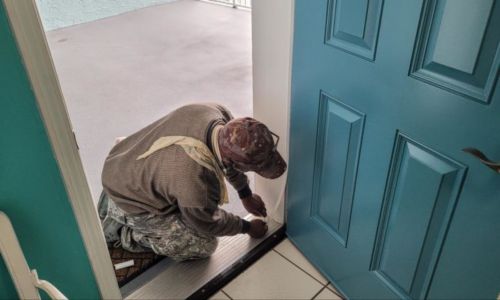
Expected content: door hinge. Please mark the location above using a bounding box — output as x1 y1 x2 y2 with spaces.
72 131 79 150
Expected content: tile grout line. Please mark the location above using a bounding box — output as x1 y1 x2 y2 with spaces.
221 289 233 300
273 243 343 299
311 285 329 300
325 282 344 299
272 249 327 286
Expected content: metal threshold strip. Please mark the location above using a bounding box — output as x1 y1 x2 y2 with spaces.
121 216 285 299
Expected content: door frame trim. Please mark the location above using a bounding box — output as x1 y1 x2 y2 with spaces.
2 0 294 298
252 0 294 224
2 1 121 298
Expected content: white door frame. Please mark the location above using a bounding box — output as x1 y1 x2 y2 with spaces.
3 1 121 298
252 0 294 224
3 0 294 297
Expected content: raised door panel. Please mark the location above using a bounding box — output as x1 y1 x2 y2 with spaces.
325 0 384 61
370 134 467 299
311 92 365 246
410 0 500 103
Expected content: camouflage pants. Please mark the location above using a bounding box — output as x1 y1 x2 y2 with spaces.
98 192 218 261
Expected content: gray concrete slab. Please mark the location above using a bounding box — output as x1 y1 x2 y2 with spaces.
44 0 252 216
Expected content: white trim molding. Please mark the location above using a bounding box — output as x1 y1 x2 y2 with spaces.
2 1 121 298
0 212 68 300
252 0 294 224
0 211 41 299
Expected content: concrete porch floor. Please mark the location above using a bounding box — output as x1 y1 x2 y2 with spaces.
44 0 252 216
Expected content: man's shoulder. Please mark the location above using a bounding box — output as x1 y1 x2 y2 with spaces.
173 103 233 121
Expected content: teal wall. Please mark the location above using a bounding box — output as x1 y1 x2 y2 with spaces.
0 3 100 299
36 0 177 31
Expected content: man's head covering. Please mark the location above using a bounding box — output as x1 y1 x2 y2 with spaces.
218 117 287 179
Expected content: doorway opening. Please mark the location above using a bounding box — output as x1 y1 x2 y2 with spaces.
37 0 253 216
34 0 283 298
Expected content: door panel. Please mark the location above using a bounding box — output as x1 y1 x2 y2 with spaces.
410 0 500 104
370 133 466 299
325 0 384 60
311 92 365 246
288 0 500 298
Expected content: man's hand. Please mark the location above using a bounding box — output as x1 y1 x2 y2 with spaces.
248 219 268 238
241 193 267 217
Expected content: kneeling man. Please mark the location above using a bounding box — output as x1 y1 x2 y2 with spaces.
99 103 286 261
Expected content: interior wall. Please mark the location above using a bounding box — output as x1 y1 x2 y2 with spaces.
0 3 99 298
35 0 177 31
252 0 294 223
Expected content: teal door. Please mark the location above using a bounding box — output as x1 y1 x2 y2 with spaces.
0 3 99 298
287 0 500 298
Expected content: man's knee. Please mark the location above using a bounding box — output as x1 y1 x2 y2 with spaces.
196 236 218 258
176 235 218 260
151 235 218 261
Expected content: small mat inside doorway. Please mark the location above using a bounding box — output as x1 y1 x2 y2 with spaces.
108 246 163 287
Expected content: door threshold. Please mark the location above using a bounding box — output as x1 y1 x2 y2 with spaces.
121 217 285 299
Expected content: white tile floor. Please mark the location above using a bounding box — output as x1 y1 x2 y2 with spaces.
210 238 343 300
